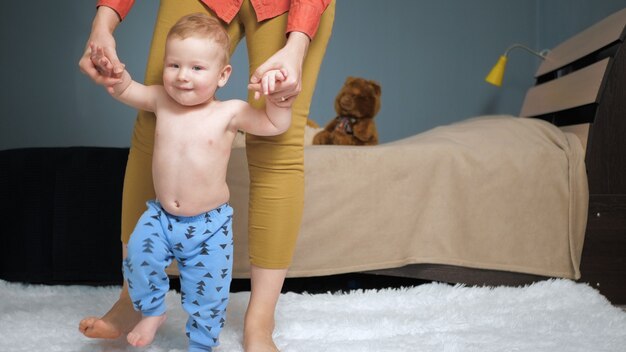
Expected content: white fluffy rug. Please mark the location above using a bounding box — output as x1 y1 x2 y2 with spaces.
1 279 625 352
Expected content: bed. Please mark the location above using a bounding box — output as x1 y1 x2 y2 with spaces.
182 9 626 303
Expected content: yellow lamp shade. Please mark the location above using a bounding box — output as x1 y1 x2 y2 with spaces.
485 55 508 87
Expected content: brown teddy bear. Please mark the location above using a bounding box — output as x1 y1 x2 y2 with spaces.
312 77 381 146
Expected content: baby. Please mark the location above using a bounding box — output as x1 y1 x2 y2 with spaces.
91 13 291 352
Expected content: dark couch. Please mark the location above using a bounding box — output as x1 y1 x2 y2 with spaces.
0 147 129 285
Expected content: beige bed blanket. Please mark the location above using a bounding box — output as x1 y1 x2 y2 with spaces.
226 115 588 280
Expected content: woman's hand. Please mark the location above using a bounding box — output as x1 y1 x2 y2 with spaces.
78 6 125 87
248 32 310 107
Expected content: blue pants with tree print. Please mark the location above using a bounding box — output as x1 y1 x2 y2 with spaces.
123 200 233 351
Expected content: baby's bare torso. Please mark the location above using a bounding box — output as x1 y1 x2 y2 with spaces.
153 95 237 216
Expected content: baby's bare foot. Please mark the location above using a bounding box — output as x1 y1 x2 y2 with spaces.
126 314 167 347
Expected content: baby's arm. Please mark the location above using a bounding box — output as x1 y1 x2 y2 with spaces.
231 70 292 136
90 43 160 113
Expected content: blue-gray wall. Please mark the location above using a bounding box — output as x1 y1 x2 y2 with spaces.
1 0 625 149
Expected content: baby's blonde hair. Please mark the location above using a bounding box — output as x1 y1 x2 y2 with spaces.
167 13 230 65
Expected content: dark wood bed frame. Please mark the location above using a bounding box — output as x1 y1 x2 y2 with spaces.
367 8 626 304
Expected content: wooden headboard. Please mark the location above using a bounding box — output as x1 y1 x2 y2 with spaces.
519 9 626 303
520 8 626 197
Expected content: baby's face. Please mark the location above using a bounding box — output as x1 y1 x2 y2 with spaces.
162 36 228 106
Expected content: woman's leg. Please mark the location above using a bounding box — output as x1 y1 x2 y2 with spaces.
78 0 220 339
239 1 335 350
78 244 139 338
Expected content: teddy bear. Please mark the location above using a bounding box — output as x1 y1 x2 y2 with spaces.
312 76 381 146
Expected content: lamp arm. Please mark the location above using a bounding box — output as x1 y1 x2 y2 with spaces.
504 43 548 59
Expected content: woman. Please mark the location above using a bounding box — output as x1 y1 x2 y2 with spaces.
77 1 335 350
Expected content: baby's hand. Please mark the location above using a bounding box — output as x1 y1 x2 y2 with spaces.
90 42 125 94
253 68 288 101
262 68 287 95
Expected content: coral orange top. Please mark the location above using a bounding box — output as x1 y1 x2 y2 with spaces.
96 0 332 39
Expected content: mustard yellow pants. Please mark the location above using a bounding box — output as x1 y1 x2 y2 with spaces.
121 0 335 269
